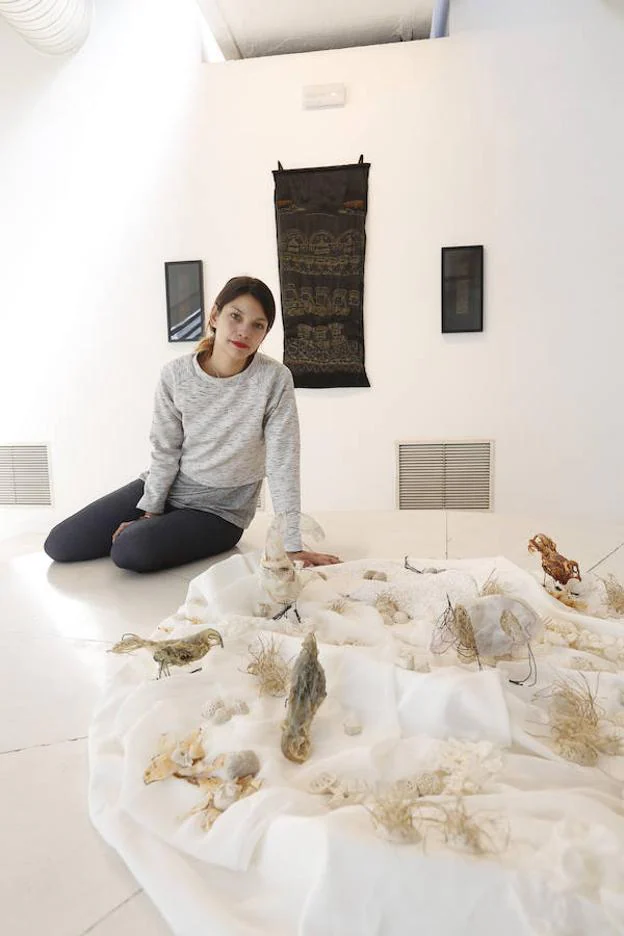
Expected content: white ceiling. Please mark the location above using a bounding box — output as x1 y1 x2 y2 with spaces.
196 0 436 60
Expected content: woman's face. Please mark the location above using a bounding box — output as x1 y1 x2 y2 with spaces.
210 294 269 362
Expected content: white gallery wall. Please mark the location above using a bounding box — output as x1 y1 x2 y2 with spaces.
1 0 623 540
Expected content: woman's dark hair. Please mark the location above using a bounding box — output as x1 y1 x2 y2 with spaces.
196 276 276 356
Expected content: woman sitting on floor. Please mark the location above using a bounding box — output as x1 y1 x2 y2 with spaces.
45 275 340 573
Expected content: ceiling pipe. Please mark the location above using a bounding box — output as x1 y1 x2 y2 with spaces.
0 0 94 55
430 0 450 38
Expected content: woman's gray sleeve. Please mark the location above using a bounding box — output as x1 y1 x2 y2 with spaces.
264 374 302 552
136 371 183 513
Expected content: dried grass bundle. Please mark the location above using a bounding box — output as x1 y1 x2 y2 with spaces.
368 789 422 844
246 635 291 697
327 597 349 614
416 798 508 856
375 592 400 617
431 597 481 668
479 571 507 597
599 574 624 617
368 791 507 856
537 675 624 766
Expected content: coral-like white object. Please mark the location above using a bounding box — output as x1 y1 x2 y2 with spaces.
308 772 338 795
544 618 624 665
431 739 503 796
536 820 624 899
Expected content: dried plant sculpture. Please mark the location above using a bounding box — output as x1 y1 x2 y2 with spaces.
499 609 538 687
430 596 481 669
368 789 423 844
368 790 507 856
528 534 581 587
327 597 349 614
375 592 403 625
417 798 509 857
599 574 624 617
110 628 223 678
536 675 624 766
479 571 507 597
258 513 325 621
281 633 327 763
246 636 291 697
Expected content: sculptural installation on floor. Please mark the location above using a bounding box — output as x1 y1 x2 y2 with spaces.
90 516 624 936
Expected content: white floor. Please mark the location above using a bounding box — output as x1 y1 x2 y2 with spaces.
2 509 624 936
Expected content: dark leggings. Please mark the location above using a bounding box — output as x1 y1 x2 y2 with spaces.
44 479 243 573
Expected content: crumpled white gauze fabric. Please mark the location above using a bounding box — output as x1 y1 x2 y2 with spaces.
89 554 624 936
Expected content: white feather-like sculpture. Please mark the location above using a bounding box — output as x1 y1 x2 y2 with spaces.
257 514 325 616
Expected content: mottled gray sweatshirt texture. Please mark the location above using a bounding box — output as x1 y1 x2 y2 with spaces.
137 352 302 551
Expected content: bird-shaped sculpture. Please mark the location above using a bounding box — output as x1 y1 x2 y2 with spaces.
258 513 325 621
528 534 581 587
110 628 223 678
281 633 327 763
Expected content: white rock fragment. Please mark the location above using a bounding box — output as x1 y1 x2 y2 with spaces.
221 750 260 780
343 714 363 736
211 707 232 726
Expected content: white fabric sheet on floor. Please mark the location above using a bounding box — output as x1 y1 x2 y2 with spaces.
89 555 624 936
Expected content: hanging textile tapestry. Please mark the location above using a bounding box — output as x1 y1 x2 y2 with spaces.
273 159 371 388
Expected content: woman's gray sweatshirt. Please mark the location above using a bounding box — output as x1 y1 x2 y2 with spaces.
137 352 302 551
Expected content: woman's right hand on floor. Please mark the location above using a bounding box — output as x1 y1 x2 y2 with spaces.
112 513 159 543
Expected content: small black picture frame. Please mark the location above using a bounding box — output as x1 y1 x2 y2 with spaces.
165 260 205 342
441 245 484 333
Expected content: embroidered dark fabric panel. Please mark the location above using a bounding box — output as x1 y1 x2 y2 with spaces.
273 161 371 389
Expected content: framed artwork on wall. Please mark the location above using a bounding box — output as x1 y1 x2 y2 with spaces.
165 260 205 342
441 245 484 333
